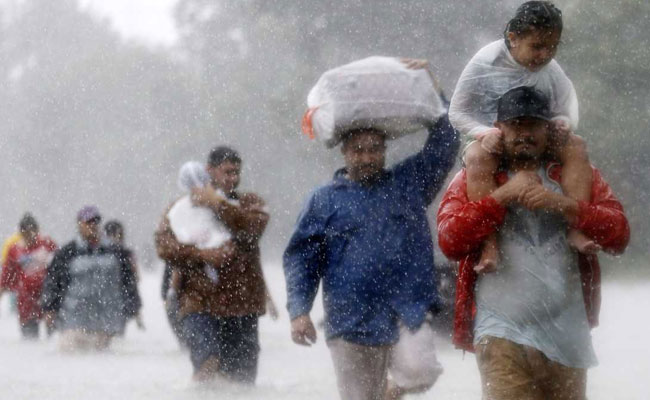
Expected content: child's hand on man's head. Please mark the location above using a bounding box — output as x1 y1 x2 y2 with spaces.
552 118 570 131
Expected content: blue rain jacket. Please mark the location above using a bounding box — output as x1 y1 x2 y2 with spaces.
284 115 459 345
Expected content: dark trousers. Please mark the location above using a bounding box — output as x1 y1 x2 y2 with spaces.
182 313 260 384
20 319 39 339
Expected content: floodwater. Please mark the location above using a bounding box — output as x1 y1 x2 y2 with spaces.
0 265 647 399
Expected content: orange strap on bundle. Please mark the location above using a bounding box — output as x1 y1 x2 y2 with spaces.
301 107 318 140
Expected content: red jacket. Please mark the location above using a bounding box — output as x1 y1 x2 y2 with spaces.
436 164 630 352
1 236 57 324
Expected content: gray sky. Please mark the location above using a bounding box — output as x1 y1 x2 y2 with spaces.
79 0 178 45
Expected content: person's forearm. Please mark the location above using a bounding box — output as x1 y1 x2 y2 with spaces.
573 201 630 254
218 201 269 239
437 174 507 260
155 227 201 264
284 258 320 321
198 247 235 268
425 115 460 160
557 196 580 226
489 183 515 206
287 293 316 321
210 200 250 233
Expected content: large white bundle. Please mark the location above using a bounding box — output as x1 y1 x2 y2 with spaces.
304 56 445 148
167 196 233 249
449 40 579 139
168 161 235 250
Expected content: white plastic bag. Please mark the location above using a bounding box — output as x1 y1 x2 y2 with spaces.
449 40 579 139
303 56 445 148
167 161 235 250
389 321 443 389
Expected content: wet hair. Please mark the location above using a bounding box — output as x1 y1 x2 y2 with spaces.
19 213 38 232
104 220 124 237
207 146 241 167
339 127 386 147
504 1 563 49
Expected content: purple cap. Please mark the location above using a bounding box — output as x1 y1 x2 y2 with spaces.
77 205 101 222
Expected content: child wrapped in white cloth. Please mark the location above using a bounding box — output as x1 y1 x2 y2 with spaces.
167 161 237 250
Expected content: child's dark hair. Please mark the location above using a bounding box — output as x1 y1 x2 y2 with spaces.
19 213 38 232
208 146 241 167
104 220 124 237
504 1 563 48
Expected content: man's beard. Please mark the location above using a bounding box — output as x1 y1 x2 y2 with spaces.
509 137 540 162
355 165 382 184
514 151 536 161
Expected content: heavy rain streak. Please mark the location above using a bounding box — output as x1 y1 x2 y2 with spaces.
0 1 646 399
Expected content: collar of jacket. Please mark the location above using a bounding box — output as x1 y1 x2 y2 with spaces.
75 236 111 251
332 168 391 188
495 162 562 186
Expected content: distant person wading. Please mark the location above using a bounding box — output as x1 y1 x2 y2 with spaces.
0 214 57 339
155 147 277 383
41 206 142 351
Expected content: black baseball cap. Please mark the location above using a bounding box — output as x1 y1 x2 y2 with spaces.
496 86 552 122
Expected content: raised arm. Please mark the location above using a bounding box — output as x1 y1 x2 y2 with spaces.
393 114 460 203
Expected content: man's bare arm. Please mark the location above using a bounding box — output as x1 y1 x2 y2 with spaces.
518 185 580 225
191 188 269 239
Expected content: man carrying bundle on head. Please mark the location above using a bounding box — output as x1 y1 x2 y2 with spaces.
284 57 460 400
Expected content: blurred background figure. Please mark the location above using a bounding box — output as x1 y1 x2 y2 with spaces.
0 213 57 339
0 230 22 316
41 206 141 351
104 220 145 333
161 262 186 349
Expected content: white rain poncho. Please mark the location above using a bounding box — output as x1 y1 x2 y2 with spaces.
304 56 445 148
167 161 235 250
449 40 578 138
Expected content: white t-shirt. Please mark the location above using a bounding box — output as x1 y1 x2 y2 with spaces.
449 40 579 138
474 167 597 369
